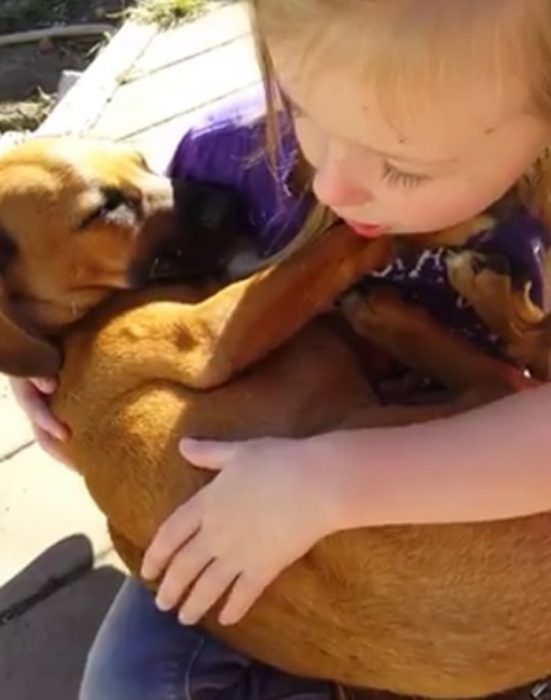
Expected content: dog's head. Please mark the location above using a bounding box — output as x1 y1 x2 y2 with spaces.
0 137 192 376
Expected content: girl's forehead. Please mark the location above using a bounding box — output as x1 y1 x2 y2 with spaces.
272 40 534 164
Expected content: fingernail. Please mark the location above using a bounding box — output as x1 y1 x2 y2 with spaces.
179 438 208 458
178 611 192 626
35 378 55 393
55 427 70 442
155 596 171 612
179 438 200 452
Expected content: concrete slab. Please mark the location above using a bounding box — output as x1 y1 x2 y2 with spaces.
0 444 124 596
39 21 158 138
130 82 260 172
0 376 34 460
126 2 249 81
91 33 259 141
39 3 253 142
0 565 125 700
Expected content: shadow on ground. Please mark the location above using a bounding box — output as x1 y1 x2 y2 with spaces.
0 535 125 700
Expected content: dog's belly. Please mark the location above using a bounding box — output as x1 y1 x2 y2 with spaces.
53 318 551 699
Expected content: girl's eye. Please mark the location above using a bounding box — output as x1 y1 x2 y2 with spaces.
381 161 430 189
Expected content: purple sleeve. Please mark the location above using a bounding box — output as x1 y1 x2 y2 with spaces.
166 88 312 256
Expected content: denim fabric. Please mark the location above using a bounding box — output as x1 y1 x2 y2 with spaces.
79 577 341 700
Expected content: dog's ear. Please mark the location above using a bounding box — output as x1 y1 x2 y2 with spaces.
0 279 61 377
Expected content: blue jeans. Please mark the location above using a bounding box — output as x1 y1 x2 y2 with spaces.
79 577 342 700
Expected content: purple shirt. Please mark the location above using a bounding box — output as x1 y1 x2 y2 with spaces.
168 89 312 256
167 90 548 357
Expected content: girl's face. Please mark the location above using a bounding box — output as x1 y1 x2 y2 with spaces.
270 39 551 237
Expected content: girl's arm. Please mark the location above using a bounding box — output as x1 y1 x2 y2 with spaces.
143 385 551 625
317 384 551 530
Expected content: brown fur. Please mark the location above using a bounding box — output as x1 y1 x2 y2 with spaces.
0 138 550 699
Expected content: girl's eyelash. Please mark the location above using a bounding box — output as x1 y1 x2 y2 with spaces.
381 161 429 189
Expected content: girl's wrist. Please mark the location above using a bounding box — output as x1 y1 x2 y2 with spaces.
301 427 419 532
299 431 375 533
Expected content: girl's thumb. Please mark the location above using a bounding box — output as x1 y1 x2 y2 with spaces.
179 438 240 470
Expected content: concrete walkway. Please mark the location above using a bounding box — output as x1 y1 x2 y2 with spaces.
0 4 258 697
0 376 126 699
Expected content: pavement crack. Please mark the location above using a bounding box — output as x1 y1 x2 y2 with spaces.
0 439 34 464
0 562 91 626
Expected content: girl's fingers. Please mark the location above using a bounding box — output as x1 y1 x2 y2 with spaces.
218 572 269 626
179 438 238 470
10 377 68 441
30 391 69 441
33 427 72 466
178 560 237 625
30 377 57 394
142 500 201 580
155 536 212 612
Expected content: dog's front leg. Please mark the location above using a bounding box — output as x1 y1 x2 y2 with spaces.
189 225 394 388
128 224 393 390
446 250 550 378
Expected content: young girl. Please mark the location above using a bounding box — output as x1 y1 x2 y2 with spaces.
11 1 551 698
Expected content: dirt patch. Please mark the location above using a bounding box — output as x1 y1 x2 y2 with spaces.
0 0 134 132
129 0 205 27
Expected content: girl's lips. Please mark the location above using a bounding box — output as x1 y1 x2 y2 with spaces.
344 220 386 238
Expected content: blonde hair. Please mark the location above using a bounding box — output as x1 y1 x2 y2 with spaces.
246 0 551 238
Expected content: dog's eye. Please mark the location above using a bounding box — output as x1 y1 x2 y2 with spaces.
79 188 131 230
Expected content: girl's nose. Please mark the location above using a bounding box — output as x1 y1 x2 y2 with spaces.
313 146 374 208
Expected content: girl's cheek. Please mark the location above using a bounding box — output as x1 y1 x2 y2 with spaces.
385 186 474 233
294 119 326 170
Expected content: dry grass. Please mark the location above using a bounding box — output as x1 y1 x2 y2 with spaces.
0 90 54 133
128 0 207 27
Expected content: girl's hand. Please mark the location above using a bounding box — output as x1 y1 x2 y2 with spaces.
141 436 340 626
10 376 70 462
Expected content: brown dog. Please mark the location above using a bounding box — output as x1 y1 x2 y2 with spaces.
1 137 550 699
